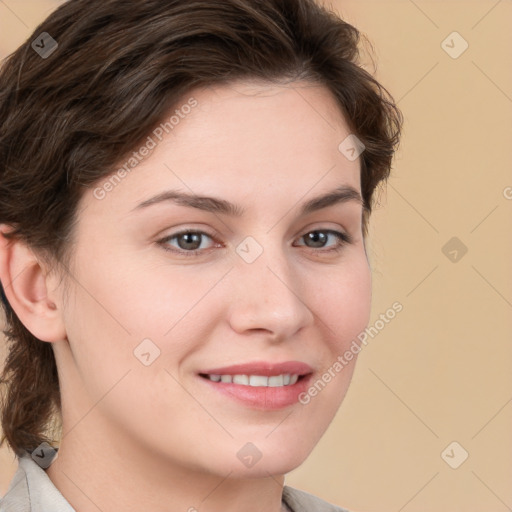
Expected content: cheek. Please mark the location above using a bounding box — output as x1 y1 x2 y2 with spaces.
68 240 194 335
62 247 224 382
308 255 372 352
290 257 371 430
90 252 226 338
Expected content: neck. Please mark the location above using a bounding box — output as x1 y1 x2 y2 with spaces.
45 424 287 512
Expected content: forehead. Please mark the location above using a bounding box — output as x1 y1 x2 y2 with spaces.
83 80 361 217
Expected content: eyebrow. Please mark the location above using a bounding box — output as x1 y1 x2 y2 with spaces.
130 185 363 217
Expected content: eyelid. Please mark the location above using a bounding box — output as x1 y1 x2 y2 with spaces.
157 225 353 257
157 228 220 254
295 228 353 245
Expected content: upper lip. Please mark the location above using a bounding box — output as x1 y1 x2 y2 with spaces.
199 361 313 377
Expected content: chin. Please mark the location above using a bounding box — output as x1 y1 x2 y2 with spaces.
223 455 310 479
220 437 315 479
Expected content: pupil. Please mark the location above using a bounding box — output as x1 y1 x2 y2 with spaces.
180 233 201 250
307 231 326 248
177 232 327 251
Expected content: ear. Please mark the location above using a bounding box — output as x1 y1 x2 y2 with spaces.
0 224 67 343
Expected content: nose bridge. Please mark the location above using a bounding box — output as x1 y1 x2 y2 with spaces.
228 234 313 337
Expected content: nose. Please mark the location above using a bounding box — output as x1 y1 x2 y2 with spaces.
227 244 315 340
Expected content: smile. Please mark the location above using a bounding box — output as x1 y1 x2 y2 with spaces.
201 373 300 386
197 361 313 409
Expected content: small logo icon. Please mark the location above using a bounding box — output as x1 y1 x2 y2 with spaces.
236 236 263 264
133 338 161 366
236 442 263 468
31 442 58 469
441 441 469 469
441 236 468 263
338 134 365 161
31 32 58 59
441 32 468 59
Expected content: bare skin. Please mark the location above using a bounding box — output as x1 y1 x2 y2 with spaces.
0 79 371 512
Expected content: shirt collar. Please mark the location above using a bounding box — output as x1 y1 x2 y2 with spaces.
1 451 76 512
3 452 307 512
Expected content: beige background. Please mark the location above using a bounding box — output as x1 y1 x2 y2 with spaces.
1 1 511 511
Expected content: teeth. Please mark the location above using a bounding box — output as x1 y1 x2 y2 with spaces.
232 374 249 385
205 373 300 387
268 375 284 387
249 375 268 386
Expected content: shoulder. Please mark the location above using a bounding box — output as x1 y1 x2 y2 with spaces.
1 458 351 512
0 454 30 512
0 452 75 512
282 485 352 512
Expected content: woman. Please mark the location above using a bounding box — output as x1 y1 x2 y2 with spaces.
0 0 402 510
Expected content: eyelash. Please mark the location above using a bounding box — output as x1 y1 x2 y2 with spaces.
157 228 353 257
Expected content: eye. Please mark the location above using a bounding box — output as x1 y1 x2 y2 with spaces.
157 228 352 257
295 229 352 253
158 230 218 257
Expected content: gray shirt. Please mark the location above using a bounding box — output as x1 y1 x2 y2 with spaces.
0 453 350 512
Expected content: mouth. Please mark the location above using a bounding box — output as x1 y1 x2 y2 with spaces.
199 373 304 387
197 361 313 409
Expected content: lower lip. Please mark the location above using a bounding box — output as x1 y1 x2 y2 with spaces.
199 374 313 410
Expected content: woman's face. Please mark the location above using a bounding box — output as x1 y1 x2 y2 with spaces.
54 80 372 477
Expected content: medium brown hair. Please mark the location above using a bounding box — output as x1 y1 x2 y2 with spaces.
0 0 402 457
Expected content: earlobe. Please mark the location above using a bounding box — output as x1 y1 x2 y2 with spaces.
0 225 67 343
